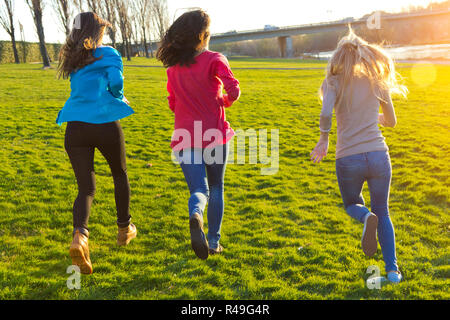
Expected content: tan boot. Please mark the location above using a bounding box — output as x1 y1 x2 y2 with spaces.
69 230 93 275
117 223 137 246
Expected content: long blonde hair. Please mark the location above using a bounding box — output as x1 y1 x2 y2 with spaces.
320 27 407 109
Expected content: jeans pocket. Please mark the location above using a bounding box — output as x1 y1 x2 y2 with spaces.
336 153 365 168
369 151 391 177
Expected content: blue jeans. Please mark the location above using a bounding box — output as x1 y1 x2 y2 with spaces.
336 150 398 273
176 143 229 249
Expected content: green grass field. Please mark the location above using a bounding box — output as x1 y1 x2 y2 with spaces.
0 57 448 300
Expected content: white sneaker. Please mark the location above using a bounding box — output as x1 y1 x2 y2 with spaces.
387 271 402 283
362 212 378 257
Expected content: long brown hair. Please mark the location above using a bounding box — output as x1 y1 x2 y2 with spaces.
321 27 408 110
57 12 111 79
157 10 211 68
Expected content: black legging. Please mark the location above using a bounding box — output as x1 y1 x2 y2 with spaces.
65 121 131 237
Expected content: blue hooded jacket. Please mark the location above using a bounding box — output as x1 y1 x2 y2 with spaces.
56 46 134 125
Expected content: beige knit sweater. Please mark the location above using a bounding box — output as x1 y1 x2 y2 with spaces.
319 76 395 159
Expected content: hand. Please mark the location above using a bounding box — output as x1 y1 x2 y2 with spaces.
310 137 329 163
123 96 130 105
223 94 232 108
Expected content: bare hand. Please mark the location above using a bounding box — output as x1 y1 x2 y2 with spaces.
310 138 329 163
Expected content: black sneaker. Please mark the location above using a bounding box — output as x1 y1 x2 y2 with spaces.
189 213 209 260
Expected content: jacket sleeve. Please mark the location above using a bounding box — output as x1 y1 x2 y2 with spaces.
167 78 176 113
213 54 240 107
319 79 336 133
105 51 125 99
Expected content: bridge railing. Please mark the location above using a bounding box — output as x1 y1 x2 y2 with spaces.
210 8 450 39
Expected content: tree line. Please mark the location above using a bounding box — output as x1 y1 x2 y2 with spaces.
0 0 169 67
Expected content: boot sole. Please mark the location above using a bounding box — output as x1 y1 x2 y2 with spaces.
117 229 137 246
362 214 378 257
69 245 93 275
190 215 209 260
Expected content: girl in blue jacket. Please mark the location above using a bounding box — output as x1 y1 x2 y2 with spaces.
57 12 137 274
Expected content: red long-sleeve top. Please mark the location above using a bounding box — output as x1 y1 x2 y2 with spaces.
166 50 241 151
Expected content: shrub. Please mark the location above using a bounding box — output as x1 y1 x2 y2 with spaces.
0 41 62 64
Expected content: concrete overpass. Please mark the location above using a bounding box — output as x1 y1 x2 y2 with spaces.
208 9 450 57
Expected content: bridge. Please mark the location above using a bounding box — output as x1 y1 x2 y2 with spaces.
208 9 450 57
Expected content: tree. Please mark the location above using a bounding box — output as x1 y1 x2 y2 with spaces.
74 0 84 12
134 0 152 58
0 0 20 63
152 0 169 41
86 0 100 13
124 3 133 58
51 0 73 37
145 4 154 57
18 21 27 62
131 15 140 55
114 0 132 60
26 0 51 68
102 0 117 47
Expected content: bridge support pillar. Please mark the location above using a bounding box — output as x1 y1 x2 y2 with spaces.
278 36 293 58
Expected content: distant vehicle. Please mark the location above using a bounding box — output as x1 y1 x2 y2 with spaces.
264 25 279 31
224 30 237 34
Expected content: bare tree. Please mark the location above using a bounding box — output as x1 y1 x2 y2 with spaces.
124 5 133 57
86 0 100 13
51 0 73 37
26 0 51 68
74 0 84 12
19 21 27 62
152 0 169 41
131 15 140 55
134 0 152 58
114 0 132 60
145 5 154 57
0 0 19 63
102 0 117 47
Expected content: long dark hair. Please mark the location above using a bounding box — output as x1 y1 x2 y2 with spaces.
57 12 111 79
157 10 211 68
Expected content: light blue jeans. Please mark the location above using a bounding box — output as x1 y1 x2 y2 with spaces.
175 143 229 250
336 150 399 273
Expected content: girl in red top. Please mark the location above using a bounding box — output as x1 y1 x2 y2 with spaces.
157 10 240 260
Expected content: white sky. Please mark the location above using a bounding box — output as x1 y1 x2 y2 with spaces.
0 0 443 43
